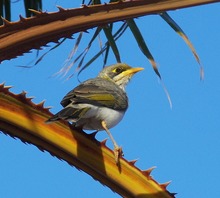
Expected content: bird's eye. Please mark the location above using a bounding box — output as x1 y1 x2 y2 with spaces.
113 67 123 74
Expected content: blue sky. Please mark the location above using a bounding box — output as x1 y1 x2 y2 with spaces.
1 1 220 198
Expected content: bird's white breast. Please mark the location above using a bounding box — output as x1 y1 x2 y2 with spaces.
72 104 125 130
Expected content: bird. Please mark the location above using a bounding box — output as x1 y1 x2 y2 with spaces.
46 63 144 164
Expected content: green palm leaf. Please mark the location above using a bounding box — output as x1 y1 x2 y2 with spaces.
127 18 161 79
160 12 204 79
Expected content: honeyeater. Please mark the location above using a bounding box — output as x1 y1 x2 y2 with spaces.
46 63 144 163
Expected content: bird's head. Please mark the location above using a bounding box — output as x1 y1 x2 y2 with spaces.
98 63 144 90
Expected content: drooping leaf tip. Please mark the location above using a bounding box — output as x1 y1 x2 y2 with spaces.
200 66 205 81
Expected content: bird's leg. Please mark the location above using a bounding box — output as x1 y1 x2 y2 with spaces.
101 120 123 164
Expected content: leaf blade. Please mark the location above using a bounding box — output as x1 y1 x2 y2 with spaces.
127 19 161 79
103 24 121 63
160 12 204 79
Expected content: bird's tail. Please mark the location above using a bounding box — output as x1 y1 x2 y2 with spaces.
45 113 61 124
45 106 90 124
45 107 74 123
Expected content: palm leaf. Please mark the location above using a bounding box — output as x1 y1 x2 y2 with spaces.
0 83 176 198
0 0 11 25
127 18 161 79
160 12 204 79
24 0 42 17
78 22 128 76
103 24 121 62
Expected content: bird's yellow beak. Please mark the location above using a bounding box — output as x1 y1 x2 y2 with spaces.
123 67 144 76
114 67 144 82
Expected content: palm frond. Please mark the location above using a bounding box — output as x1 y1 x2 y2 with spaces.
0 0 42 25
160 12 204 79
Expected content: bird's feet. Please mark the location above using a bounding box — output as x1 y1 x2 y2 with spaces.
114 146 123 165
101 120 123 165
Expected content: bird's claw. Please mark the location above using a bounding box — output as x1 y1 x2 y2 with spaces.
114 146 123 165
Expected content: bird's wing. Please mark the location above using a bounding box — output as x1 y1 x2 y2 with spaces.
61 78 128 110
